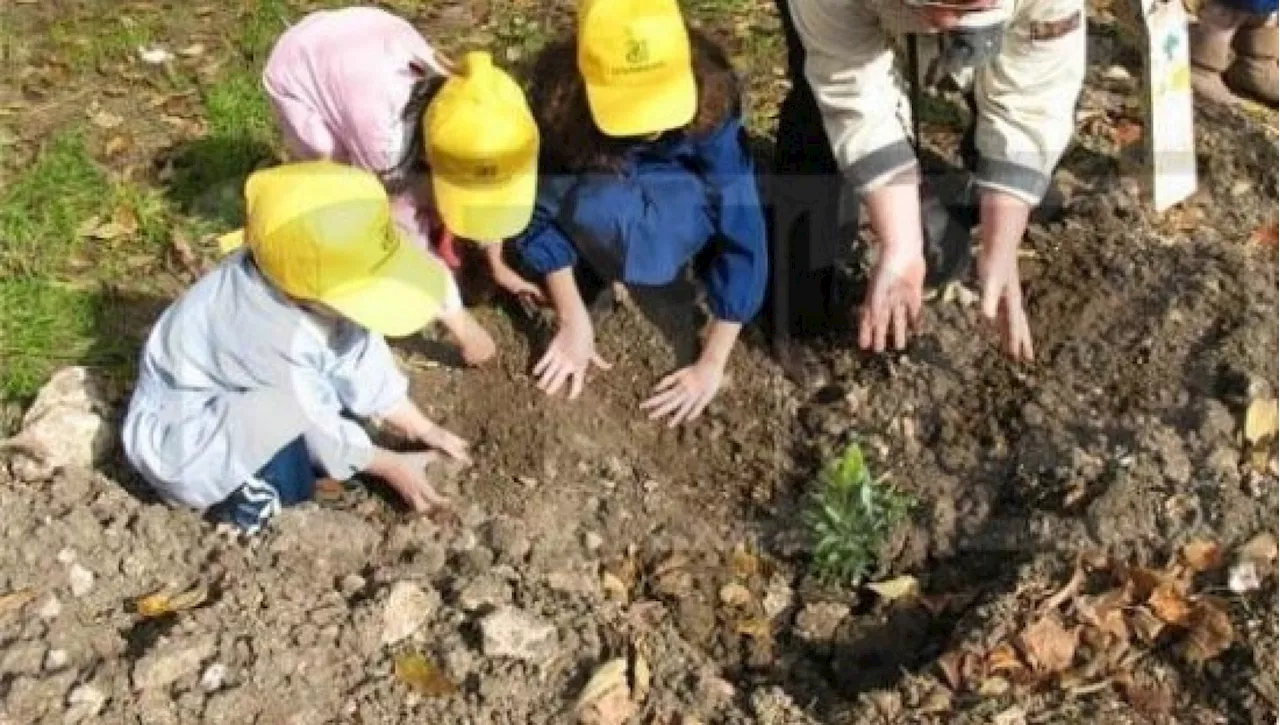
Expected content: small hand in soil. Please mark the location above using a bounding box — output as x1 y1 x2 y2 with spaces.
641 359 725 427
416 421 472 464
978 246 1034 362
534 318 611 399
379 450 453 514
859 253 925 352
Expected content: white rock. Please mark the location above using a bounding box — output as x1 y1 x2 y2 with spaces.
583 531 605 553
480 607 557 662
455 576 512 613
762 576 794 620
137 46 174 64
131 638 215 690
1229 560 1262 594
200 663 228 692
794 602 850 643
380 582 438 646
65 684 106 723
44 649 68 671
68 564 94 598
37 596 61 620
56 548 76 565
2 367 113 481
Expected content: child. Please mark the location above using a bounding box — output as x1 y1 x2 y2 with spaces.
123 161 471 533
262 6 542 365
514 0 768 426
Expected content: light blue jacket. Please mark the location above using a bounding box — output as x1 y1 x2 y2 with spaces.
122 251 407 508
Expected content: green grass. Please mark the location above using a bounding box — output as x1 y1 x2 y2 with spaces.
0 280 135 400
0 134 110 277
46 14 162 72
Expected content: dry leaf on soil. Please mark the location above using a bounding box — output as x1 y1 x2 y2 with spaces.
393 652 458 698
985 642 1026 675
936 650 966 691
1251 220 1279 249
730 546 761 580
0 588 37 616
1244 398 1279 445
735 616 772 640
1117 675 1176 718
1129 606 1167 644
1181 539 1224 572
865 575 920 602
719 582 752 608
1147 582 1194 626
135 584 208 618
1018 614 1078 674
1181 597 1234 663
1076 592 1131 643
1238 531 1279 565
978 676 1011 697
575 658 637 725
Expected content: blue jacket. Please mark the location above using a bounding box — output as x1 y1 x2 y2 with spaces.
515 115 768 324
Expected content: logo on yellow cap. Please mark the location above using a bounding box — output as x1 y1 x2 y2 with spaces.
219 161 450 338
577 0 697 137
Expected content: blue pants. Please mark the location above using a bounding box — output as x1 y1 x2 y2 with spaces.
208 437 317 533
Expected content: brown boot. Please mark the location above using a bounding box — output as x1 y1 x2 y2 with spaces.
1225 16 1280 105
1190 1 1249 104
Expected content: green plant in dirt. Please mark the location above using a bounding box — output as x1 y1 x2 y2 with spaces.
804 443 914 586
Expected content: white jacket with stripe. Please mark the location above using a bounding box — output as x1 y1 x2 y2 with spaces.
787 0 1087 204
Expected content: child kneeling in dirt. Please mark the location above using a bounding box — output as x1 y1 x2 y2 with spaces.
263 6 542 366
514 0 768 426
123 161 471 534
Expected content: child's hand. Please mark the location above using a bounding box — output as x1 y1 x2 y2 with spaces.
978 245 1034 362
486 244 546 304
381 451 451 513
417 421 472 464
641 358 725 427
534 318 611 400
439 308 497 366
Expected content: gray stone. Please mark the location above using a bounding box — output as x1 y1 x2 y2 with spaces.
131 637 216 690
67 564 94 598
793 602 851 644
43 649 68 671
200 663 228 692
65 684 107 724
380 582 439 646
480 607 557 662
455 576 513 613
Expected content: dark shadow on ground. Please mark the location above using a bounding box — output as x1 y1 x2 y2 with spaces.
155 136 277 228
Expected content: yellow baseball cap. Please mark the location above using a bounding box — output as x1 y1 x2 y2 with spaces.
577 0 697 137
425 52 539 243
218 161 449 338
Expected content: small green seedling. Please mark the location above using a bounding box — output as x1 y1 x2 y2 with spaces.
804 443 914 586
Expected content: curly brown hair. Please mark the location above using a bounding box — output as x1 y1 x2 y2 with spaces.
528 29 741 174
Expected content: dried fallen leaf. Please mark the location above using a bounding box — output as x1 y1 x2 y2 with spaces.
138 45 174 64
393 652 458 698
1148 582 1194 626
1041 557 1086 612
865 575 920 602
178 43 206 58
0 588 36 616
977 676 1010 697
1181 597 1234 663
1076 592 1130 643
630 649 650 704
575 658 636 725
1129 606 1167 644
601 572 629 602
1181 539 1224 572
719 582 752 608
734 616 772 640
135 584 208 618
1018 614 1078 674
985 642 1025 674
936 650 966 690
992 705 1027 725
104 134 131 157
1113 119 1143 146
1244 398 1279 445
1117 675 1175 718
1251 220 1279 249
90 110 125 129
1238 532 1279 566
730 546 761 580
919 685 953 714
1121 566 1172 605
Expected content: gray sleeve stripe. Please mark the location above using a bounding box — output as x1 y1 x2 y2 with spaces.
844 140 919 192
976 157 1049 201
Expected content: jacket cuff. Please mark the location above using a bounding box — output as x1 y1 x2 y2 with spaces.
846 140 919 194
975 157 1049 205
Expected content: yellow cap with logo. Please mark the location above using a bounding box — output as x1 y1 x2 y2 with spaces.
577 0 696 137
218 161 449 338
425 52 539 243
